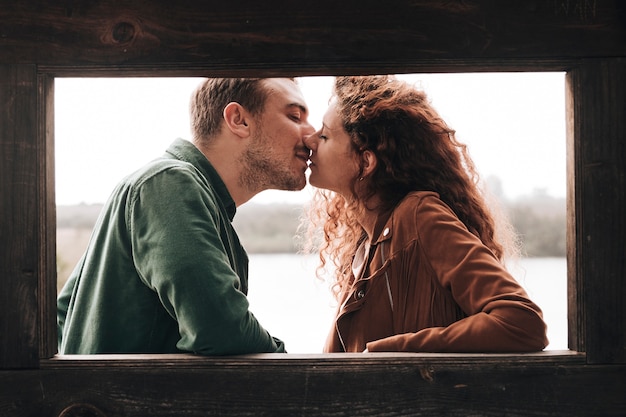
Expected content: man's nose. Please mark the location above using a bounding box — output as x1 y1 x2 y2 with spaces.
303 121 315 137
303 132 317 150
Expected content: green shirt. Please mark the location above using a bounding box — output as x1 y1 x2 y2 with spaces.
57 139 285 355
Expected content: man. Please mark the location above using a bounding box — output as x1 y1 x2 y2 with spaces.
57 78 314 355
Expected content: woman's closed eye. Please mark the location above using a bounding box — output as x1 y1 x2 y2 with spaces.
318 126 330 140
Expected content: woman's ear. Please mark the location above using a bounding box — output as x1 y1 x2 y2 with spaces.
223 102 251 138
362 150 378 177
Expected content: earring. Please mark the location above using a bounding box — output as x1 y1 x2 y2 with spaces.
358 177 364 181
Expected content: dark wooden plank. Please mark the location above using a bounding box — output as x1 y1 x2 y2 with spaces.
565 63 580 356
0 0 624 72
37 74 57 360
0 64 40 369
0 354 624 417
45 351 587 366
567 59 626 364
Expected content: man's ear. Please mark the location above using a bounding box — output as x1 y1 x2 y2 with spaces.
362 149 378 177
223 102 251 138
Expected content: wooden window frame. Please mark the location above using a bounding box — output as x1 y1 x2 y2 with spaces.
19 63 622 416
1 1 624 414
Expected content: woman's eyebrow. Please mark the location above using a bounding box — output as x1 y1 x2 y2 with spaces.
322 122 338 133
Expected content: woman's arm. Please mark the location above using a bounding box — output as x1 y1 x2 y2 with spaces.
367 195 548 353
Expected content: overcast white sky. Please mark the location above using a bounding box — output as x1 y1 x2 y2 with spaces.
55 73 566 206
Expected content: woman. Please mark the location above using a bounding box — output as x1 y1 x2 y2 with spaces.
304 75 548 353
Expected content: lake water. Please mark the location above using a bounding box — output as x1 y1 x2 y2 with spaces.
246 254 567 353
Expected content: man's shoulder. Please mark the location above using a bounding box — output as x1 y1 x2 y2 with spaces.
128 157 201 186
115 157 218 207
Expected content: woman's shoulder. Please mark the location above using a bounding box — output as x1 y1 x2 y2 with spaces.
391 191 459 228
377 192 448 248
396 191 445 211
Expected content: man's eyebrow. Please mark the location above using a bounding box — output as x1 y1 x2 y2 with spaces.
286 102 308 114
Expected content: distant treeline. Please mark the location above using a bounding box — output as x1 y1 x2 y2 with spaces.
506 191 565 257
57 190 565 257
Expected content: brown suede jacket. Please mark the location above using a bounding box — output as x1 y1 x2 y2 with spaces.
324 191 549 353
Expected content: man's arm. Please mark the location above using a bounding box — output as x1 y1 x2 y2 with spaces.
129 166 285 355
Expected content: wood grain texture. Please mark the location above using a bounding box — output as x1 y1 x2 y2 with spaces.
37 74 57 360
567 59 626 364
0 353 624 417
0 0 624 73
0 64 40 369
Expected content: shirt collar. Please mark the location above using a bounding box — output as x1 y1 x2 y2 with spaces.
371 210 394 245
164 138 237 221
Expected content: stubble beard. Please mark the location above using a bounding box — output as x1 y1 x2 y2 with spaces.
238 129 305 193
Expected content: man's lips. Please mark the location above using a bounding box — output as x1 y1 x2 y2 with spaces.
296 151 310 166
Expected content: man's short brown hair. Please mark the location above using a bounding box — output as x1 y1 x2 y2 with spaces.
190 78 294 144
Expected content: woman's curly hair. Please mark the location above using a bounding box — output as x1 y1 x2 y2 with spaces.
305 75 518 300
